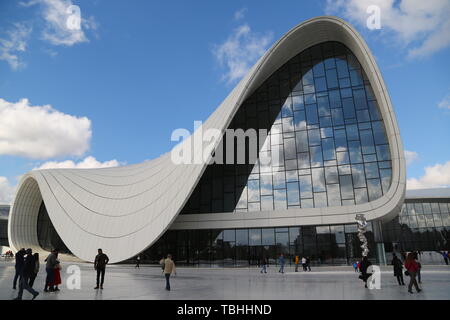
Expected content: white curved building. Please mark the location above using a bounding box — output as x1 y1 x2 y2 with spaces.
8 16 406 264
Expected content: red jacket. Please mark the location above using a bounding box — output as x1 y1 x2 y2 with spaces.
404 260 419 272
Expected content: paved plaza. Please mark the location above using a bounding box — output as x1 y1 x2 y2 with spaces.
0 260 449 300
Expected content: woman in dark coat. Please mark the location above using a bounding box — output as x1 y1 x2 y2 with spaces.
391 254 405 285
359 256 372 288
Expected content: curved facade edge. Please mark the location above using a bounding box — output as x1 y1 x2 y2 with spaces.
8 16 405 263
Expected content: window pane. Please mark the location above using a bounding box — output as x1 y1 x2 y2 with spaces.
261 195 274 211
314 192 328 208
294 111 307 131
249 229 261 245
299 175 313 198
322 138 336 161
260 173 273 195
287 182 300 206
292 95 304 110
365 162 379 179
262 228 275 245
312 168 326 192
273 171 286 189
367 179 382 201
352 164 366 188
306 104 319 125
284 138 296 160
325 166 339 184
274 189 287 209
295 131 309 153
310 146 323 167
236 229 249 246
308 129 321 146
326 69 338 89
297 152 310 169
339 175 354 199
248 179 260 202
360 129 375 154
349 141 363 163
327 184 341 206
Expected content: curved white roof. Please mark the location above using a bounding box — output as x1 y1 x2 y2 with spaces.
8 16 406 263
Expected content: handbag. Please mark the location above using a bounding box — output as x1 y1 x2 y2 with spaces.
404 270 409 276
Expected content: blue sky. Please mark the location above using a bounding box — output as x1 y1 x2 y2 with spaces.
0 0 449 203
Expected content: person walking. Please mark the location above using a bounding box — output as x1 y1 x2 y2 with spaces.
359 256 372 288
405 252 422 293
278 254 285 273
404 252 421 294
391 254 405 286
28 253 40 288
301 257 307 271
353 261 359 272
13 248 26 290
159 256 165 274
294 256 299 272
135 255 141 268
163 254 176 291
306 257 312 271
51 260 62 291
14 249 39 300
94 248 109 289
414 251 422 284
44 249 59 292
260 256 268 274
441 251 449 265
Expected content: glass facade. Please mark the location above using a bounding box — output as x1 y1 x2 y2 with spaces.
138 223 376 266
37 201 71 254
181 41 391 215
382 199 450 253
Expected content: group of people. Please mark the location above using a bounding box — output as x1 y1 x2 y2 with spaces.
357 251 423 294
12 248 62 300
259 254 312 274
390 251 422 294
3 250 14 260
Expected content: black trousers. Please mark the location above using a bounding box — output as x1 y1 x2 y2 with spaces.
45 268 54 290
165 273 171 290
96 267 105 286
13 268 21 289
29 272 38 288
396 274 404 285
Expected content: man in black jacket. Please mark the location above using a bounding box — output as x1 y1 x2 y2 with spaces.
359 256 372 288
13 248 26 290
94 248 109 289
14 249 39 300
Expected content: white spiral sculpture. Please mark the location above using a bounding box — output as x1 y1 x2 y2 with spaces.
355 214 369 257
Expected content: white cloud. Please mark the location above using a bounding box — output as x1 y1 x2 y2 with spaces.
0 23 32 70
0 177 16 204
404 150 418 166
438 93 450 110
326 0 450 59
213 22 273 84
22 0 97 46
33 156 120 170
0 98 91 159
234 8 247 21
407 161 450 190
